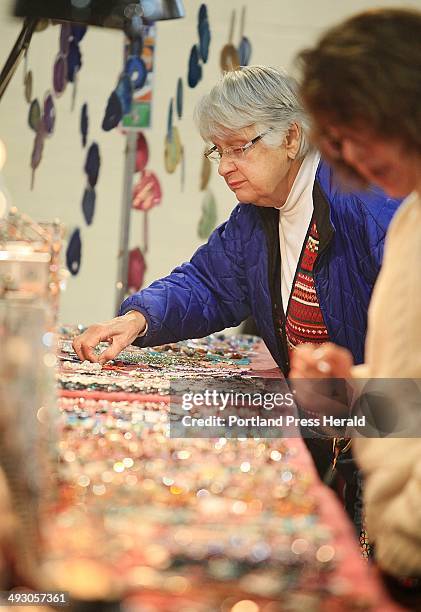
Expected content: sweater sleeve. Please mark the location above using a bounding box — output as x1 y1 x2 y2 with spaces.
354 437 421 577
352 193 421 577
119 206 252 347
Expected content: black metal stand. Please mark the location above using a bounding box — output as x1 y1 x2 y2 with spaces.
0 17 38 102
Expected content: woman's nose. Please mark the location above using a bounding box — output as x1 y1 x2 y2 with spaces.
341 138 364 168
341 138 372 180
218 155 236 177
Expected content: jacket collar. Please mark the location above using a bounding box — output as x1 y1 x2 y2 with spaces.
256 160 335 252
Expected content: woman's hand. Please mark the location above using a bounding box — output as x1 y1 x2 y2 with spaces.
72 311 146 364
290 342 354 379
289 343 354 419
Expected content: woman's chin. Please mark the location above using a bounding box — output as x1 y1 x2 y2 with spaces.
232 186 254 202
363 168 415 198
377 178 413 199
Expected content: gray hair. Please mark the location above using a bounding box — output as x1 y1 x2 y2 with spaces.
194 65 311 158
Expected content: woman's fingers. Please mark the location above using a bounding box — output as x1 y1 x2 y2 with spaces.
291 343 353 379
290 344 354 418
290 344 322 377
313 343 353 377
97 336 127 365
72 312 146 364
73 322 115 363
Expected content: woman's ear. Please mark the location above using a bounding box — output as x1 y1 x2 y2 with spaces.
285 123 301 160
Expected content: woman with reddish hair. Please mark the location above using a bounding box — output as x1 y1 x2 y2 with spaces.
294 7 421 590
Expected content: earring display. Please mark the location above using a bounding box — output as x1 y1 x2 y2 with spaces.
33 328 392 610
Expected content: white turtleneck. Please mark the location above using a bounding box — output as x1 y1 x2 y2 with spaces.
278 150 321 312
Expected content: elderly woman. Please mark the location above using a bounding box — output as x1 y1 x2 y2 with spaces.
74 66 399 527
292 8 421 584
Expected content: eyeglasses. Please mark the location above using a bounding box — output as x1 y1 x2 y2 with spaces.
204 130 271 164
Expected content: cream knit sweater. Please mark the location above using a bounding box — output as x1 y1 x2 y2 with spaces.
352 190 421 577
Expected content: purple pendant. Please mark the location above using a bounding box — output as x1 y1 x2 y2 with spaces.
71 25 87 43
82 187 96 226
66 228 82 276
198 5 211 64
60 23 71 55
67 40 82 83
53 54 67 96
102 91 123 131
43 93 56 136
188 45 202 88
80 103 89 148
84 142 101 188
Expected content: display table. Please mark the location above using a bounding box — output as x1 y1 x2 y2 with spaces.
40 333 402 611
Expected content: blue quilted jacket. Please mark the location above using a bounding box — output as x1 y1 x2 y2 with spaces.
120 159 400 374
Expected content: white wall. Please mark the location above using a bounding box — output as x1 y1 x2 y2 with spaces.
0 0 419 325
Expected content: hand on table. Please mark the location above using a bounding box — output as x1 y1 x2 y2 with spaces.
72 311 146 364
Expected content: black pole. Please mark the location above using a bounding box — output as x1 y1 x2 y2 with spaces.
0 17 39 102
